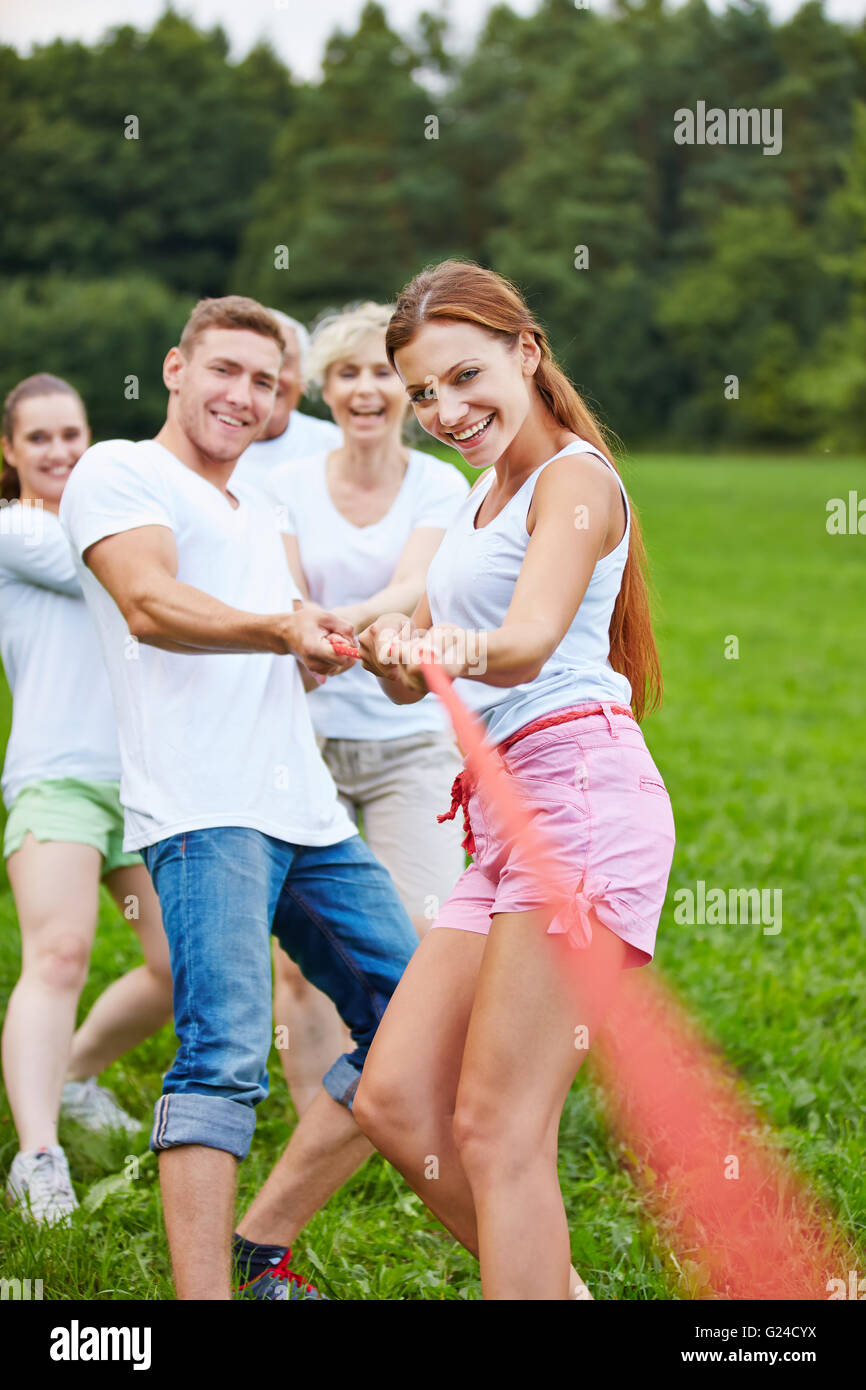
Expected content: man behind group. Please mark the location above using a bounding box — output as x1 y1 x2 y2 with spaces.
231 308 342 494
59 296 418 1300
233 307 351 1123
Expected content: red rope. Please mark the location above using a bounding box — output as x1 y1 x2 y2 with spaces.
438 702 635 858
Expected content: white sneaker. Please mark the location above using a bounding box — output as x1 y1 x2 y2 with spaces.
60 1077 142 1136
6 1146 79 1226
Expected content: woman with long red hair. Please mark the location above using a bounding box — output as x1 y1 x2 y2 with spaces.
353 260 675 1299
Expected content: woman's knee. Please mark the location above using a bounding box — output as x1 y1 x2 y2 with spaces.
353 1066 421 1151
144 960 174 1001
27 926 91 992
452 1095 552 1182
138 940 173 992
451 1096 495 1169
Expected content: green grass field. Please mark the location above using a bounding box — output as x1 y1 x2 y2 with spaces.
1 452 864 1300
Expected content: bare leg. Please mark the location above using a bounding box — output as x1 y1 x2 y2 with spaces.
353 928 485 1250
159 1145 238 1300
353 923 612 1298
271 943 349 1117
237 1087 372 1246
2 837 101 1150
67 863 173 1079
454 910 626 1299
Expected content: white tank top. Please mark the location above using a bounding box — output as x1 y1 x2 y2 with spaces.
425 438 633 744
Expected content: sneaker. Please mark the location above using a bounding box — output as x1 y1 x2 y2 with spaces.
6 1146 79 1226
234 1241 328 1301
60 1077 142 1136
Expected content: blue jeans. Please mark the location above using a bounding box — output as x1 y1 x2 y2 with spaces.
141 827 418 1160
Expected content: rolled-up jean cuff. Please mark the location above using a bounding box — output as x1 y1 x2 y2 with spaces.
150 1092 257 1160
322 1055 363 1111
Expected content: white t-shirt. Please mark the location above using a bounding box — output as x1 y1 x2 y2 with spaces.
59 439 356 852
268 449 469 740
232 411 342 496
0 501 122 806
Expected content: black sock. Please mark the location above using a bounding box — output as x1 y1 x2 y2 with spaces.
232 1233 289 1283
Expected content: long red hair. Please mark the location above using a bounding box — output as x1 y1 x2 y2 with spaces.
385 259 662 720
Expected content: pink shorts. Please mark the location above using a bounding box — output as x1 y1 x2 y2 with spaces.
431 705 676 969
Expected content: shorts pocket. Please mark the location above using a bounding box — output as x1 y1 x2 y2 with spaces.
503 736 591 813
511 772 590 822
502 727 567 770
639 776 669 797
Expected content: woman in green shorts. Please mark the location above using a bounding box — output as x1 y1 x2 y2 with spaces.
1 374 173 1226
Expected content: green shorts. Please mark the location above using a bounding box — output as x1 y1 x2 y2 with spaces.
3 778 142 875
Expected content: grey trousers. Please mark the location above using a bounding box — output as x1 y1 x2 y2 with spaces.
317 729 465 925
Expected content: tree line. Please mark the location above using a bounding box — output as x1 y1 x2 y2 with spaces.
1 0 863 450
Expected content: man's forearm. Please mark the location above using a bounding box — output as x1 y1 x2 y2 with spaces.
125 576 285 654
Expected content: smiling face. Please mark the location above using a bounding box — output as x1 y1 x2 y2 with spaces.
167 326 283 463
321 334 407 445
2 393 90 507
395 320 539 467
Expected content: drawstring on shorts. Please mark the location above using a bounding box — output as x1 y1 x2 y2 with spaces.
438 772 476 856
437 702 634 858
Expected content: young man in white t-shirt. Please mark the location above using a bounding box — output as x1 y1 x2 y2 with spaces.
59 296 418 1301
231 308 342 495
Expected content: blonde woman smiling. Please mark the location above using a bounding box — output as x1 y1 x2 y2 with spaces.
267 302 469 935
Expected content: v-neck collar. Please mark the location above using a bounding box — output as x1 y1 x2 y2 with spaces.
150 439 244 512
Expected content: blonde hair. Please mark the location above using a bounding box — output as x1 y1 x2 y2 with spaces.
178 295 286 362
305 301 395 392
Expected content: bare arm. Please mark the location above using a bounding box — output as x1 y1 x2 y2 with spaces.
84 524 354 674
378 455 621 692
463 455 617 684
280 533 312 601
334 528 446 634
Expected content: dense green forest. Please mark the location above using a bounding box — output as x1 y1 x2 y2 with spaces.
1 0 863 449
